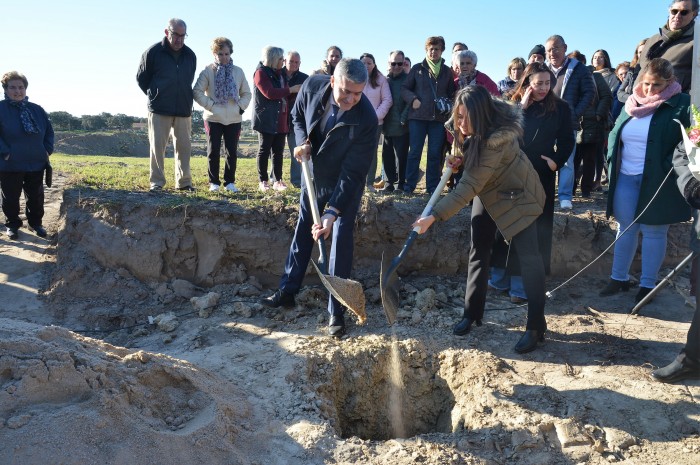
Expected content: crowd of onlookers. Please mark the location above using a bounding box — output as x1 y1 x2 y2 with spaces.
129 17 685 203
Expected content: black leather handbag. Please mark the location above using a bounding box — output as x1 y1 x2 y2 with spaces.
45 160 52 187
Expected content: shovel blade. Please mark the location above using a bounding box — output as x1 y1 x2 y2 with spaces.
311 261 366 324
380 251 400 325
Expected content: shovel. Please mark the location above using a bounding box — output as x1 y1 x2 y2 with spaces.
630 251 697 315
300 158 366 324
380 166 453 324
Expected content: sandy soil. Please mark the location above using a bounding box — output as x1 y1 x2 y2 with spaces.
1 169 699 465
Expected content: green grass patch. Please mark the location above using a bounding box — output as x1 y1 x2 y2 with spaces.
51 140 426 208
51 153 303 208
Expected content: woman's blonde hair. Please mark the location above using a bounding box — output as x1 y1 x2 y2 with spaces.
211 37 233 54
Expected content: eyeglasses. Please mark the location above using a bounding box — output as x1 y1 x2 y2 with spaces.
390 62 404 67
168 29 188 39
670 8 690 16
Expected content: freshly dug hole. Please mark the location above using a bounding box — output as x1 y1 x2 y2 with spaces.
308 338 454 440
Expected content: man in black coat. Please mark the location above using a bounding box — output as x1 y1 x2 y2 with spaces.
136 18 197 192
261 58 378 337
652 143 700 382
283 51 308 187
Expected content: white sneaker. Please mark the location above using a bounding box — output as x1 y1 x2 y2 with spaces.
259 181 270 192
209 183 220 192
273 180 288 191
224 183 239 192
560 199 573 210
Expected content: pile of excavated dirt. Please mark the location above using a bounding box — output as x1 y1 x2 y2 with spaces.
54 131 258 158
1 174 699 464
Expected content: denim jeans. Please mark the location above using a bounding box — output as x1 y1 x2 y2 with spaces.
611 172 670 288
405 120 446 193
489 267 527 299
557 131 577 202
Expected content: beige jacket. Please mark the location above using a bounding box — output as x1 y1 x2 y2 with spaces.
432 104 545 241
193 63 252 124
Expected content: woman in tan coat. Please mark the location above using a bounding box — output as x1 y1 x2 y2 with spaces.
413 85 547 353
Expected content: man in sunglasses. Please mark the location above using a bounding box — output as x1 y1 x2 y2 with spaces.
380 50 410 192
137 18 197 192
636 0 698 92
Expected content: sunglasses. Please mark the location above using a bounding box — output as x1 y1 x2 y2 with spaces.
390 62 404 67
670 8 690 16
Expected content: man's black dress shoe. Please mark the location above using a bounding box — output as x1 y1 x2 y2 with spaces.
328 314 345 338
6 227 18 240
453 317 482 336
651 355 700 383
260 289 295 308
29 225 47 238
514 330 545 354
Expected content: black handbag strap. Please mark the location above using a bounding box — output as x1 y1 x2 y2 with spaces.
428 73 439 100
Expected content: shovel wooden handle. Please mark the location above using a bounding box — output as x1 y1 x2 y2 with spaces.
301 157 329 274
301 158 322 225
413 166 454 233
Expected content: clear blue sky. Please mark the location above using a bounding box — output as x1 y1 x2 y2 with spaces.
2 0 664 120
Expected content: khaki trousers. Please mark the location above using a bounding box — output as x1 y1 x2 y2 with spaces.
148 112 192 188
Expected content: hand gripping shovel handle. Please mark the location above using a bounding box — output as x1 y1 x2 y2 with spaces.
301 157 328 274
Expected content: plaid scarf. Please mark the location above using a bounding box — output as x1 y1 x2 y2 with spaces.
214 62 239 105
7 96 39 134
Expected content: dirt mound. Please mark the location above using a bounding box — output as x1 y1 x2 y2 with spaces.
0 318 259 465
54 131 152 157
53 131 259 158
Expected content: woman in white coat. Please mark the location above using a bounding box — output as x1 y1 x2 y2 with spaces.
193 37 252 192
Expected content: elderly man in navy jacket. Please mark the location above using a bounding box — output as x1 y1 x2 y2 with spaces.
261 58 378 337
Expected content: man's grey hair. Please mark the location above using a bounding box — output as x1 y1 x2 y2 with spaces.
389 50 405 59
669 0 699 11
261 46 285 67
167 18 186 30
287 50 300 59
452 50 477 69
333 58 367 84
546 35 566 46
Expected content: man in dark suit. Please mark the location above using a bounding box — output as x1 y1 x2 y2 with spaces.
261 58 378 337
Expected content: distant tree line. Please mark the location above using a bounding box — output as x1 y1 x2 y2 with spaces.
49 110 252 134
48 111 146 131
